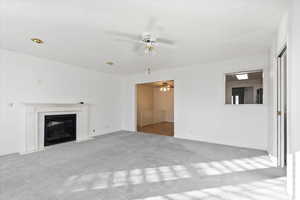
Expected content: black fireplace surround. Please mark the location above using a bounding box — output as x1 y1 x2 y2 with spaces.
44 114 76 146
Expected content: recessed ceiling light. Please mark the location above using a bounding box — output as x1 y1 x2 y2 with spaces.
31 38 44 44
236 74 248 80
106 61 114 66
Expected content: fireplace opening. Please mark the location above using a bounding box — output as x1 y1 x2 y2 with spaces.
44 114 76 146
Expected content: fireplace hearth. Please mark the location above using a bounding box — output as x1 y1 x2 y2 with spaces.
44 114 76 146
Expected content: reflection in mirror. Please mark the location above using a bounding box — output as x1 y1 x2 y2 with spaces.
225 70 263 104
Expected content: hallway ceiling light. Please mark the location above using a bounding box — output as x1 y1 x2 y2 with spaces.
236 74 248 80
160 86 170 92
160 83 171 92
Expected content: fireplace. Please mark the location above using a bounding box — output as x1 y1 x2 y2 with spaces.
44 114 76 146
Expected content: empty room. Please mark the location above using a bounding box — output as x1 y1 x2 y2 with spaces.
1 0 300 200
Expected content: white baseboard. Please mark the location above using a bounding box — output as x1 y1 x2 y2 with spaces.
20 148 45 155
76 136 94 142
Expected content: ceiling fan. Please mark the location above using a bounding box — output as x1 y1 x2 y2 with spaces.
105 18 175 55
107 31 175 55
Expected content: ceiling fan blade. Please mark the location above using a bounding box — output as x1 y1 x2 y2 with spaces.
114 38 144 54
114 38 141 44
105 30 141 41
156 38 175 45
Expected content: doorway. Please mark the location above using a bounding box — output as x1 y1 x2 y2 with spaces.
136 80 174 136
277 47 287 167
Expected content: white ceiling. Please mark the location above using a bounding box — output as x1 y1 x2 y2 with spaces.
0 0 288 74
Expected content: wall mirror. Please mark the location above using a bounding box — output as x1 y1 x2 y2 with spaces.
225 70 263 104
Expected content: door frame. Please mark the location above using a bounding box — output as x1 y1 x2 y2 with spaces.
276 46 288 167
135 80 175 136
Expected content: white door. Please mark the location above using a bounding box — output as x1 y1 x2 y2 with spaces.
277 48 287 167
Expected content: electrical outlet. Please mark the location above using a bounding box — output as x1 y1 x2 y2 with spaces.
92 129 96 133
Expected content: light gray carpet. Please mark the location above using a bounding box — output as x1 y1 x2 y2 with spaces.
0 131 288 200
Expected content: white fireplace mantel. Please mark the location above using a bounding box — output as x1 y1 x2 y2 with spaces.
22 103 91 154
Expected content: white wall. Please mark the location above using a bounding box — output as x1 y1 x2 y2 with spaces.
0 52 7 154
287 1 300 199
121 54 270 150
0 49 123 156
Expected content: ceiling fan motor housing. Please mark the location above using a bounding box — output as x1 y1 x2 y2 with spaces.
142 33 156 43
